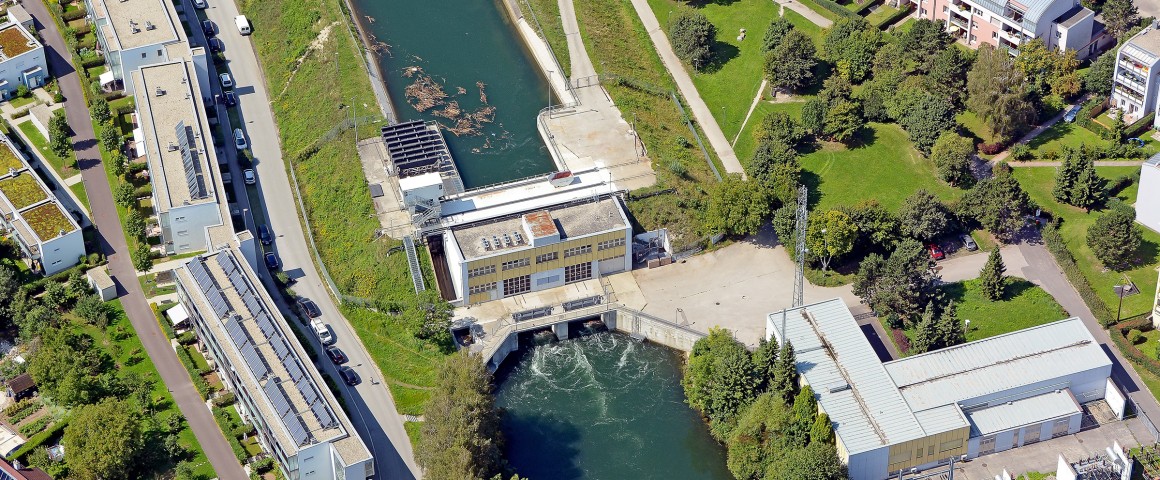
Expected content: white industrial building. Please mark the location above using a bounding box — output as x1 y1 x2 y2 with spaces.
0 21 46 99
0 137 84 275
1111 23 1160 127
132 59 230 255
174 242 374 480
84 0 210 97
1139 154 1160 235
767 299 1123 480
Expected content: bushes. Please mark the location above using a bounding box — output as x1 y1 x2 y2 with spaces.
1129 329 1145 345
1110 319 1160 381
1076 98 1110 135
212 392 236 408
668 9 716 71
213 408 250 463
18 416 52 437
61 6 87 21
978 142 1005 155
176 331 197 345
805 0 861 20
1009 143 1032 161
10 419 67 461
175 346 211 399
153 303 177 339
79 56 105 70
1042 220 1115 325
1126 112 1156 138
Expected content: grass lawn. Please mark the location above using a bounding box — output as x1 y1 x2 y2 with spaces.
341 306 443 415
8 95 36 109
734 100 808 160
795 0 843 22
784 9 824 45
956 110 999 145
647 0 780 139
1025 120 1108 156
864 3 901 26
140 272 177 298
1124 330 1160 402
524 0 569 72
17 121 76 177
946 279 1067 341
68 183 88 211
1012 166 1159 320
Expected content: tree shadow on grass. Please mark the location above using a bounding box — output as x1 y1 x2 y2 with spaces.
1025 122 1074 151
699 41 740 75
1003 278 1035 299
799 169 822 209
843 125 878 150
1131 236 1160 270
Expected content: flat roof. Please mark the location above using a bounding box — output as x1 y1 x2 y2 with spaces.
176 246 371 465
1054 5 1092 29
1146 153 1160 168
0 138 79 244
1124 26 1160 61
90 0 180 51
883 318 1110 412
88 267 115 290
0 23 37 60
450 194 627 261
439 168 617 226
767 300 932 455
132 61 218 214
965 389 1080 436
6 6 31 27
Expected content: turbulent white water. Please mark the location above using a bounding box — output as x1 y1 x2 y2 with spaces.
495 332 732 480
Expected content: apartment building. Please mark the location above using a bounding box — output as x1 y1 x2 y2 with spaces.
1110 24 1160 126
85 0 210 95
435 192 632 305
0 21 46 99
0 137 84 275
174 243 374 480
132 59 230 255
910 0 1102 57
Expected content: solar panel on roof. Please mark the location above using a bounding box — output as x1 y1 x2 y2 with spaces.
269 335 290 360
176 121 208 200
215 251 236 274
225 315 248 348
310 401 335 428
282 411 311 446
228 269 246 293
241 343 269 380
205 289 230 318
189 259 214 292
242 291 263 318
255 312 277 339
296 376 318 405
264 379 292 416
283 357 304 382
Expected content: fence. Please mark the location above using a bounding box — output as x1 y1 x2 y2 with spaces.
671 92 722 182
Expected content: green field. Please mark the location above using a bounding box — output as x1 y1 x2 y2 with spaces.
946 279 1068 341
1012 166 1159 320
18 121 76 177
733 100 809 162
524 0 570 72
1025 120 1108 156
956 110 998 145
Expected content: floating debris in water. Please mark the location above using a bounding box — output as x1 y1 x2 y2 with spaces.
477 81 488 104
456 86 467 95
402 67 498 137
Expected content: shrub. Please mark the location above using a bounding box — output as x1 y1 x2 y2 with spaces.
1009 143 1032 161
61 6 87 21
253 457 275 474
668 9 715 71
978 142 1005 155
1129 329 1145 345
176 331 197 345
212 392 236 408
891 328 911 354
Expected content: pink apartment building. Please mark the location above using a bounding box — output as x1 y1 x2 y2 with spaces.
907 0 1108 58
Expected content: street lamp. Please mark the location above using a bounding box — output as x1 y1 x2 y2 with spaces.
821 228 828 276
1114 284 1133 323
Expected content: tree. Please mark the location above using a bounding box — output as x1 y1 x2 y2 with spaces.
810 412 833 444
705 174 771 237
726 393 794 480
754 112 804 147
0 265 17 326
64 398 144 480
989 85 1037 142
967 45 1033 141
749 140 800 203
772 340 797 403
764 29 817 92
110 151 128 177
417 352 504 480
1084 51 1116 96
15 84 28 99
90 96 111 124
16 305 57 341
899 19 953 72
930 132 976 187
49 110 71 160
979 248 1007 301
126 209 146 239
762 16 793 53
806 210 857 273
685 328 758 436
958 169 1034 241
800 98 826 135
74 295 115 328
1102 0 1139 41
912 303 942 353
1053 146 1084 203
752 337 779 393
857 70 901 122
1087 203 1142 270
897 190 952 242
767 442 848 480
115 182 136 207
669 9 716 71
1069 157 1107 211
42 281 71 311
28 328 112 405
939 301 966 347
821 99 864 143
896 91 958 154
100 125 122 153
1015 39 1080 98
772 203 798 245
928 46 973 105
133 242 153 272
853 239 940 324
839 200 898 251
821 18 881 83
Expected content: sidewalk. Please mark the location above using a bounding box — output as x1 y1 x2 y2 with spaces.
627 0 745 178
777 0 834 28
992 94 1089 163
1008 160 1143 167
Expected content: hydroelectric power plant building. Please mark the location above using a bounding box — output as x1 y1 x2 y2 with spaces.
767 299 1124 480
174 242 374 480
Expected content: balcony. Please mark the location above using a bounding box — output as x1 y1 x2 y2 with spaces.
1114 82 1145 102
1117 70 1148 92
948 13 969 28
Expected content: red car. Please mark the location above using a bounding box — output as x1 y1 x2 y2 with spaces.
928 244 945 261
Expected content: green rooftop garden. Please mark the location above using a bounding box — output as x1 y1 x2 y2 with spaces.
22 202 72 240
0 142 22 172
0 171 45 209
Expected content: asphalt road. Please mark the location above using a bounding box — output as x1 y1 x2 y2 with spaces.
22 3 248 479
192 2 420 477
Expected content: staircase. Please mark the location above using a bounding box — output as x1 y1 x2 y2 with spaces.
403 235 426 294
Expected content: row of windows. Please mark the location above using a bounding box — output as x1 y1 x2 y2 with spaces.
564 245 592 258
597 237 625 251
536 251 558 263
504 275 531 296
565 262 592 283
468 265 495 278
501 258 530 271
470 282 497 295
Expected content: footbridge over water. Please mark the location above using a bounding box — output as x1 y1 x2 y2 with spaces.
464 299 706 371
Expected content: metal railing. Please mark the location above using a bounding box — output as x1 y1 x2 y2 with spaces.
402 235 426 293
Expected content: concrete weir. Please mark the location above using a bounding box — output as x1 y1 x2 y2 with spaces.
479 303 705 371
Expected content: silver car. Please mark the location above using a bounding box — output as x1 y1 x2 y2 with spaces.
961 234 978 251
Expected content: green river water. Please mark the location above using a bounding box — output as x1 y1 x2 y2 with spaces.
352 0 557 188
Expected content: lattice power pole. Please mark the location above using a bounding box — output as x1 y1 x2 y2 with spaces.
793 185 808 308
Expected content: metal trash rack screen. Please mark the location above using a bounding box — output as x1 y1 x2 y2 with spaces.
513 307 554 322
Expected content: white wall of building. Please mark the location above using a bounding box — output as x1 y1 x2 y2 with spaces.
162 201 222 255
0 41 46 98
118 43 172 93
1139 162 1160 234
845 445 889 480
1054 13 1094 55
40 228 85 275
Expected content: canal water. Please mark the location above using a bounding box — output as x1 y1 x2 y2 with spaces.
351 0 557 188
495 332 733 480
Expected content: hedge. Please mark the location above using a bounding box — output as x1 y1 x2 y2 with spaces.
1077 98 1109 136
1111 318 1160 380
852 0 879 16
8 419 67 461
153 303 177 339
802 0 860 20
874 2 914 29
175 345 211 399
213 408 249 462
1126 112 1155 139
1042 220 1115 325
79 56 105 70
61 6 87 22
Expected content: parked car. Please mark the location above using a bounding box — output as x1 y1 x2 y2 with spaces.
338 366 360 386
233 128 247 150
264 251 280 270
202 20 214 37
311 318 334 345
242 169 256 185
961 234 978 251
325 346 347 364
193 0 207 8
296 298 322 319
219 73 234 88
1063 106 1081 123
927 243 945 261
223 90 237 107
235 15 252 35
208 38 224 53
257 224 272 245
1128 137 1146 148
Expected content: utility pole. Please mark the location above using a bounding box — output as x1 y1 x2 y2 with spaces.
793 185 808 308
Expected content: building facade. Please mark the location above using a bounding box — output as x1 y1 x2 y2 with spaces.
132 59 230 255
175 243 374 480
1110 24 1160 126
439 194 632 305
909 0 1101 57
84 0 206 94
0 137 84 275
0 21 46 99
1139 154 1160 235
767 299 1120 480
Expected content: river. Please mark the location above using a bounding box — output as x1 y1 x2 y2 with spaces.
351 0 557 188
495 332 733 480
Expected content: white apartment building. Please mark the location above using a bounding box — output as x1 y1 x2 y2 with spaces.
1138 153 1160 235
132 59 229 255
174 243 374 480
1110 24 1160 126
0 137 84 275
0 21 46 99
909 0 1103 58
85 0 209 96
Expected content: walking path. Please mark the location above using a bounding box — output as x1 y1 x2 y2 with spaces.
777 0 834 27
23 3 247 479
627 0 746 178
733 78 768 147
1009 160 1143 167
992 94 1089 163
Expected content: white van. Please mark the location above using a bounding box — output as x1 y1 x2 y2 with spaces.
310 318 333 345
234 15 251 35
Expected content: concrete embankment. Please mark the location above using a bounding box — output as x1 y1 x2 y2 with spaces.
341 0 399 123
497 0 577 106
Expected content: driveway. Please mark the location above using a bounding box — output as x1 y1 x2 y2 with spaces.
22 3 247 479
194 1 419 477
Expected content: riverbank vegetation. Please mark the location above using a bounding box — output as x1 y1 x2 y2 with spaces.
683 329 846 479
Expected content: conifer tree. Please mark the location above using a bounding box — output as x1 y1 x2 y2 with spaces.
979 248 1007 301
773 340 798 403
810 413 834 444
912 303 941 353
940 301 966 347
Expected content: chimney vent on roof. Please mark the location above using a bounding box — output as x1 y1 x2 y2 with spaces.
167 142 177 151
145 21 156 30
154 86 164 96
